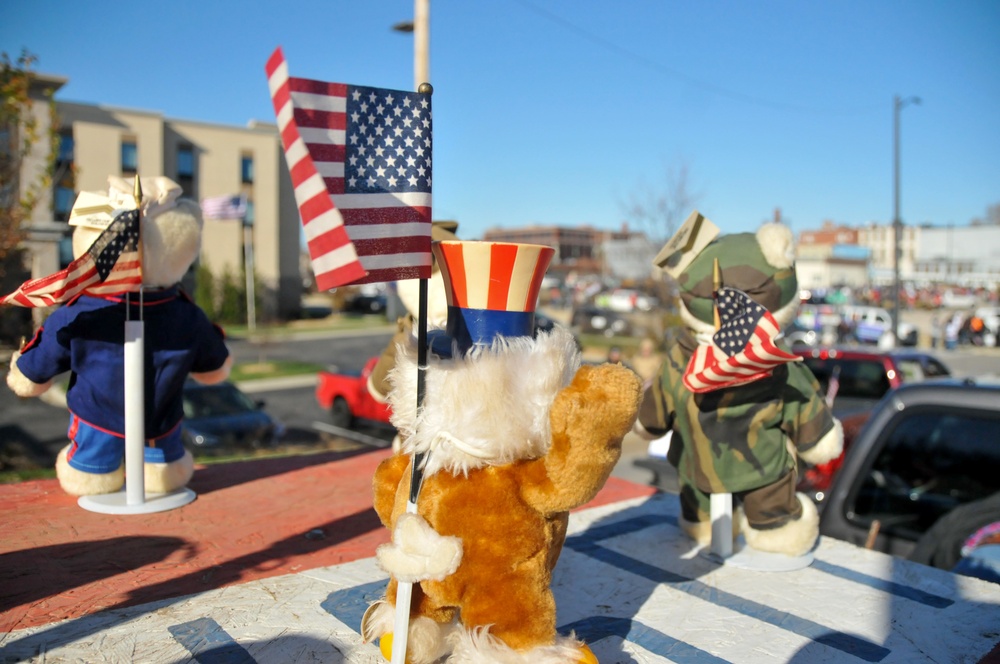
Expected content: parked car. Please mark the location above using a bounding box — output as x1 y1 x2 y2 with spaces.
182 381 285 449
794 347 951 501
595 288 657 313
570 305 632 338
783 321 822 348
819 378 1000 575
839 305 918 346
343 292 388 315
316 356 393 429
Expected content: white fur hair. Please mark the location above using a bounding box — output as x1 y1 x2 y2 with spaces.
740 492 819 557
756 222 795 270
71 198 204 289
798 417 844 466
361 599 458 664
388 325 580 478
448 627 587 664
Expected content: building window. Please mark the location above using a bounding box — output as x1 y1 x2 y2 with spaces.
53 129 76 222
241 154 254 183
121 139 138 176
54 186 75 222
58 235 74 269
58 131 74 163
177 145 195 197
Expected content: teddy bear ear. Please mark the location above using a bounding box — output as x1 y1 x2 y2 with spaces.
140 198 204 288
756 222 795 270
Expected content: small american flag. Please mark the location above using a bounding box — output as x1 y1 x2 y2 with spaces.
265 47 432 290
201 194 247 220
1 208 142 308
683 286 801 393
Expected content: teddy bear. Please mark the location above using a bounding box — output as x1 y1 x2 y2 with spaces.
6 176 231 497
635 212 843 558
361 240 642 664
365 220 459 408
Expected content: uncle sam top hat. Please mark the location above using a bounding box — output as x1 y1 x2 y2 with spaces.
432 241 555 355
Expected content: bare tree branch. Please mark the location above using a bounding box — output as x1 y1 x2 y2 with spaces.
619 158 702 247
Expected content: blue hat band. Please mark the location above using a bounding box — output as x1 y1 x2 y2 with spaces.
447 306 535 355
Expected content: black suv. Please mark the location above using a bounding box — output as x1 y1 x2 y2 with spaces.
819 378 1000 574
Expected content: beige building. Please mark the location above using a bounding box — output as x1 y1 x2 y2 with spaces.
18 86 303 321
857 222 919 286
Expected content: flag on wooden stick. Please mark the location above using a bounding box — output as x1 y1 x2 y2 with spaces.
1 208 142 308
683 286 801 393
265 47 433 290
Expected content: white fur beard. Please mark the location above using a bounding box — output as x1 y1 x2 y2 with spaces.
387 325 580 477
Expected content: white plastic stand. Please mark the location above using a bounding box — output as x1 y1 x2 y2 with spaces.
702 492 813 571
710 492 733 558
78 486 196 514
78 317 196 514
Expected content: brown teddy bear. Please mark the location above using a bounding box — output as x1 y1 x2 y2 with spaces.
6 176 231 496
361 241 642 663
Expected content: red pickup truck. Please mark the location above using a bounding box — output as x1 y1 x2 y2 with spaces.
315 357 393 429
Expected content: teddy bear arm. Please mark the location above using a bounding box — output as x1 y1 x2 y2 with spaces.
784 364 845 466
373 453 411 526
7 350 55 397
798 417 844 466
189 355 233 385
525 363 642 512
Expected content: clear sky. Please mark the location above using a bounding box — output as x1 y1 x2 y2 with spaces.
4 1 998 241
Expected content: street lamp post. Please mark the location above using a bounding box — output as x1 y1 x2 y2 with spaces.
892 94 920 345
389 5 430 663
392 0 430 89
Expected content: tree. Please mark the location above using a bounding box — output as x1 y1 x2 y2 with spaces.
619 158 702 247
1 49 58 281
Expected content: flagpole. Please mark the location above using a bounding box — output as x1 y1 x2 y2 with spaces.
242 201 257 334
124 175 146 506
390 79 433 664
709 257 733 559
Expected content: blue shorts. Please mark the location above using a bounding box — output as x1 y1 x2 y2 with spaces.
66 413 185 474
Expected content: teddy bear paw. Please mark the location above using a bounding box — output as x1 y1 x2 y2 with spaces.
376 513 462 583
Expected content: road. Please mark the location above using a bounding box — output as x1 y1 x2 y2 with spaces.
4 325 999 487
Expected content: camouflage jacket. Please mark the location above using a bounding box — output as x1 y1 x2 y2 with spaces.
638 331 835 494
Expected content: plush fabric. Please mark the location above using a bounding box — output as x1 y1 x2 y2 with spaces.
6 177 230 496
637 219 843 558
365 326 642 662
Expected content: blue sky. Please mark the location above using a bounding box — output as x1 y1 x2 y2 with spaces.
4 1 999 241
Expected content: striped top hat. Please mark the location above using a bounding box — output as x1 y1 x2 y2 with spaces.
432 241 555 355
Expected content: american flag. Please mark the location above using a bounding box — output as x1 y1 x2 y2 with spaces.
265 47 432 290
201 194 247 220
683 286 801 393
1 208 142 308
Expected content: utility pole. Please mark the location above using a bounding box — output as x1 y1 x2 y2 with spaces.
892 94 920 345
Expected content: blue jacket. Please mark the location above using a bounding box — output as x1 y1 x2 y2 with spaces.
17 288 229 439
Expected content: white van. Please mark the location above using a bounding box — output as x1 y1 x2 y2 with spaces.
840 305 918 346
